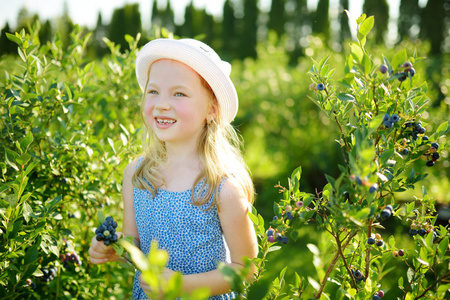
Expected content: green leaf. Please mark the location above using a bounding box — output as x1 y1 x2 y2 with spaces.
356 13 366 25
268 246 281 252
392 49 407 71
247 276 272 300
358 16 374 38
438 237 448 259
436 121 448 135
350 43 364 63
248 212 259 226
97 210 106 225
6 32 21 45
118 239 150 272
24 244 38 265
398 276 404 288
337 93 355 102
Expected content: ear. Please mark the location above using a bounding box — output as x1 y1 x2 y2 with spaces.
207 102 218 123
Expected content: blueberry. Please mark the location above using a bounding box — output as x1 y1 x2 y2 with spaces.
380 208 391 219
317 83 324 91
397 72 407 82
355 176 362 185
379 64 388 74
268 235 275 243
431 142 439 150
419 127 426 134
402 148 409 155
402 62 412 70
372 295 381 300
61 178 67 184
383 113 390 122
273 216 278 221
376 240 384 247
409 229 418 235
432 152 440 160
385 205 393 212
369 183 378 193
285 211 293 220
418 229 426 236
367 237 376 245
398 249 405 256
389 114 399 123
426 160 435 167
378 290 385 297
384 120 393 128
409 67 416 77
354 270 362 278
280 236 289 244
104 240 111 246
266 229 274 236
422 135 429 141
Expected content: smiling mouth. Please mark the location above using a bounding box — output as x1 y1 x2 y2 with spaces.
156 118 177 124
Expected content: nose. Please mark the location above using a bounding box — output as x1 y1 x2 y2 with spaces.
154 93 171 111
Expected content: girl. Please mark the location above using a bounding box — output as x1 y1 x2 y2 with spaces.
89 38 258 299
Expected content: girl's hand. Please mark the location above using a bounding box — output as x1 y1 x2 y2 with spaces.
88 233 121 264
139 268 176 297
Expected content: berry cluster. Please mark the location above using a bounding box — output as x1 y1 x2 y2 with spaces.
409 222 434 237
380 205 393 220
95 216 118 246
383 113 400 129
372 290 385 300
368 233 384 247
350 175 378 193
25 278 36 290
396 61 416 82
392 249 405 257
404 120 426 141
266 228 289 244
423 142 440 167
41 266 57 282
351 268 365 282
61 252 82 267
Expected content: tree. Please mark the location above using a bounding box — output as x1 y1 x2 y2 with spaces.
286 0 310 64
0 23 17 56
239 0 258 59
362 0 389 44
221 0 238 60
108 4 141 51
312 0 330 45
420 0 446 55
338 0 351 43
92 12 108 58
268 0 286 37
397 0 420 40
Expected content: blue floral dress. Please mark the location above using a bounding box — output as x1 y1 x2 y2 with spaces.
132 162 235 299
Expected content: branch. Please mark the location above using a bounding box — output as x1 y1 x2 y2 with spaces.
414 271 450 300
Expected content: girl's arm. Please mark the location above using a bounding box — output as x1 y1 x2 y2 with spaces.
180 177 258 295
122 159 141 248
89 159 140 264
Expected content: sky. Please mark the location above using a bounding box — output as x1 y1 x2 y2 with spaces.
0 0 428 39
0 0 385 28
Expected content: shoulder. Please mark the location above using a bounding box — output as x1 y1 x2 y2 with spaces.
124 157 141 179
218 177 250 212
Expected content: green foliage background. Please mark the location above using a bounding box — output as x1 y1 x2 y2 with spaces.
0 17 449 299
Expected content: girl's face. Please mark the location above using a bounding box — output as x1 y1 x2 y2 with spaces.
144 59 215 146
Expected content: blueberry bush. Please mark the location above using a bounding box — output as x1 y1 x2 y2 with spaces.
1 15 449 300
232 15 450 299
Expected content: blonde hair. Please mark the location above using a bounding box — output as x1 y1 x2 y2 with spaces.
132 67 254 209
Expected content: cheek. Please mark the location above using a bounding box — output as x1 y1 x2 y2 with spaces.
143 98 155 124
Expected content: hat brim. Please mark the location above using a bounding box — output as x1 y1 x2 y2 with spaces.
135 39 238 124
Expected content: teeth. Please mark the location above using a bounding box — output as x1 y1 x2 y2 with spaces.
157 118 176 124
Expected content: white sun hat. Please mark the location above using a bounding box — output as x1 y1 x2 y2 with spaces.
135 38 238 124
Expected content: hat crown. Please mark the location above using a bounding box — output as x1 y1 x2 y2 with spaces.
135 38 238 123
178 39 232 76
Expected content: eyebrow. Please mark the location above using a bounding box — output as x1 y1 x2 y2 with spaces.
147 83 192 91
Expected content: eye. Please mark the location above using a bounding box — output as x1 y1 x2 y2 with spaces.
148 90 158 95
174 92 187 97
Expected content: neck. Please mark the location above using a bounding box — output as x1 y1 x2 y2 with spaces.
164 141 202 170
